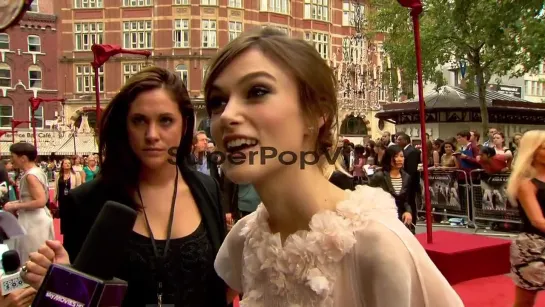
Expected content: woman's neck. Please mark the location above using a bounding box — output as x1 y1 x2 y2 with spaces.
61 169 71 175
253 164 345 239
390 168 401 176
139 163 179 187
21 163 35 172
535 164 545 180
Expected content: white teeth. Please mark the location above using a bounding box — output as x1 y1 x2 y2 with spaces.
226 138 258 149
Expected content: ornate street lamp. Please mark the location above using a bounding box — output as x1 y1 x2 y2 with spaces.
333 0 388 116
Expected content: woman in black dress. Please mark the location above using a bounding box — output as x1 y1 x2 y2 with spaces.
24 67 229 306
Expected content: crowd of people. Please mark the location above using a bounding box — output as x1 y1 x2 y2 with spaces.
0 27 543 307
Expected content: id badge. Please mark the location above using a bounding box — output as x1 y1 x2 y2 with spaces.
64 188 69 195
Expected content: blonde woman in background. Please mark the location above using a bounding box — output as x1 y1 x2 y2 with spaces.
71 155 86 182
506 130 545 307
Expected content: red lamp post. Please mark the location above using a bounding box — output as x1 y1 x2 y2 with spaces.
91 44 151 125
397 0 433 243
28 97 65 149
11 119 34 144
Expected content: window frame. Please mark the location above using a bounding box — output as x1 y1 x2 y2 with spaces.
0 105 13 129
27 35 41 53
0 64 11 88
122 20 153 50
0 34 9 50
28 65 43 89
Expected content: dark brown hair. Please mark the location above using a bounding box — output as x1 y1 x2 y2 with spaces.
10 142 37 161
203 27 338 155
98 66 194 194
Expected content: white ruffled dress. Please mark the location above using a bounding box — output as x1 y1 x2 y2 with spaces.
215 185 465 307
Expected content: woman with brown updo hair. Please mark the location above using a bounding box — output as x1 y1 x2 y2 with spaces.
210 28 462 306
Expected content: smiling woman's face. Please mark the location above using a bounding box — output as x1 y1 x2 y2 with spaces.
127 88 183 170
208 49 313 184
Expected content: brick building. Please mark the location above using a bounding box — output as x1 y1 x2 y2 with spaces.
0 0 61 155
56 0 386 135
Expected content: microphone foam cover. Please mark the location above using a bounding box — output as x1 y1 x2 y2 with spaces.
1 250 20 274
73 201 137 280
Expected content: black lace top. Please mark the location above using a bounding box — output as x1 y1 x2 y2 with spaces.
117 221 221 307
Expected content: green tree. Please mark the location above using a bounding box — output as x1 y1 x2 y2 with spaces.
368 0 545 133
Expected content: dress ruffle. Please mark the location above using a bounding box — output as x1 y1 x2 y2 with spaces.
238 185 398 307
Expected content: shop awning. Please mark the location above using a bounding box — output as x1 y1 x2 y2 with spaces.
53 134 98 156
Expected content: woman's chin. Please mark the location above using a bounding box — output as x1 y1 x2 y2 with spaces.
140 156 172 170
222 162 264 184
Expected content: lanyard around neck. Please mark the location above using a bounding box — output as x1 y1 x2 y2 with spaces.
136 166 179 297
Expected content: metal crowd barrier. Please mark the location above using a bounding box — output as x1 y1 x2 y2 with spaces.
469 169 521 235
417 168 472 228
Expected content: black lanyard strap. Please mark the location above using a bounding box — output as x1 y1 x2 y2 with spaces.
137 166 179 297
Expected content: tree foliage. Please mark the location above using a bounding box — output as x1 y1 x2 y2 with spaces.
367 0 545 133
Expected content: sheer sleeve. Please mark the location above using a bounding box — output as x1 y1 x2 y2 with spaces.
354 217 464 307
214 215 249 293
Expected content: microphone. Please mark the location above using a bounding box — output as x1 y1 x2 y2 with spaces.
0 210 26 275
32 201 137 307
0 250 29 295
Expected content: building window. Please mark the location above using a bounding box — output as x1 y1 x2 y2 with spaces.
123 20 153 49
203 65 209 82
342 1 355 26
76 65 104 93
123 63 146 83
305 32 329 60
260 0 289 14
175 64 188 88
74 0 104 8
27 36 41 53
304 0 328 21
29 0 39 12
0 64 11 88
229 21 242 42
228 0 242 8
174 19 190 48
174 0 190 4
0 106 13 128
201 20 217 48
28 65 42 89
201 0 217 5
123 0 152 6
74 22 103 51
0 34 9 50
29 106 44 129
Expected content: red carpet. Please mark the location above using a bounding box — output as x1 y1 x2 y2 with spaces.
454 274 545 306
416 231 511 284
